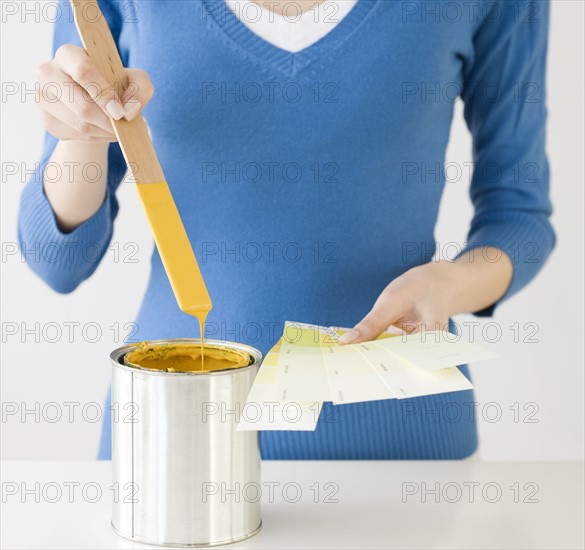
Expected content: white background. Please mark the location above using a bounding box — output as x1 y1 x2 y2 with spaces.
1 1 583 460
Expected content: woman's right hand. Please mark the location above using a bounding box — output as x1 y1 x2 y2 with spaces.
36 44 154 142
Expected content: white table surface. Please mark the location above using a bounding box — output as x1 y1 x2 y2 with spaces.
1 460 583 549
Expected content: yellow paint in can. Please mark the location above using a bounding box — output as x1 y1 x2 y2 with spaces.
124 342 250 373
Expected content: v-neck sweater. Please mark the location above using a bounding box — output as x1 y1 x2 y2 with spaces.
18 0 555 460
224 0 358 53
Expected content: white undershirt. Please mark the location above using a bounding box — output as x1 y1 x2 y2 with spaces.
225 0 358 53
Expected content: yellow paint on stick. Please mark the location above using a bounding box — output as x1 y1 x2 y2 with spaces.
135 182 212 347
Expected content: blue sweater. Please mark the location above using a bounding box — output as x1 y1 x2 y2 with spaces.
19 0 555 460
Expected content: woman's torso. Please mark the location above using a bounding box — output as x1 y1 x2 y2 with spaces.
103 0 482 459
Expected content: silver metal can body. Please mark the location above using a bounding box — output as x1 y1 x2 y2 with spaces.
110 339 262 547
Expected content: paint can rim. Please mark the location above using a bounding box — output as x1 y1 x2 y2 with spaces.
110 339 263 377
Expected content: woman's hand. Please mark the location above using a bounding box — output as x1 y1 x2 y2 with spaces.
338 248 513 345
36 44 154 142
37 45 154 231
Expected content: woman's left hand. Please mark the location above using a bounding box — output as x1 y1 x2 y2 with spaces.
338 248 513 345
338 262 453 344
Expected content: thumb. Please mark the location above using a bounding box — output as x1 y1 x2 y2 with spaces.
121 68 155 121
338 300 400 345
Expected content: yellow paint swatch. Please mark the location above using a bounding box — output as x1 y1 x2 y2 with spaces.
238 322 495 430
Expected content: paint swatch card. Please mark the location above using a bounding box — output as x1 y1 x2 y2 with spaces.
237 322 494 431
357 342 473 399
373 331 497 372
237 340 322 432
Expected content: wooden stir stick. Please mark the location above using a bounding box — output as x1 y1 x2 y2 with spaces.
71 0 212 334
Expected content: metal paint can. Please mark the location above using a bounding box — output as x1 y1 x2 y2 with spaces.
110 339 262 547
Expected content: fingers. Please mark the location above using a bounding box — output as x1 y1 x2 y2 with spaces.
338 302 447 345
39 110 115 143
37 63 117 136
37 44 156 141
393 319 438 333
338 305 395 345
337 292 449 345
54 44 126 120
338 287 403 345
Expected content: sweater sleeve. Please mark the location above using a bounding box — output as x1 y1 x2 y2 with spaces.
18 0 128 294
458 0 556 316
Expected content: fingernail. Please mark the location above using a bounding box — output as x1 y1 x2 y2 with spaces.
106 99 126 120
123 98 142 121
338 329 360 345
